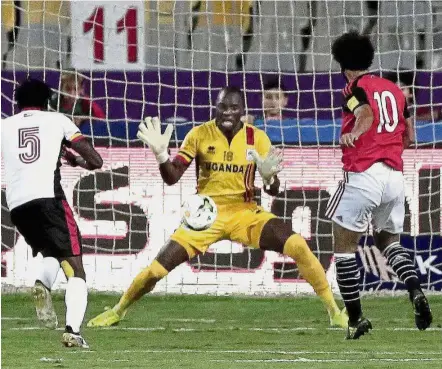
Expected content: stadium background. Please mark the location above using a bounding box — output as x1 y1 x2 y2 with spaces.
1 1 441 294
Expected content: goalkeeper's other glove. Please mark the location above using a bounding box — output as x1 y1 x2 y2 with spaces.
250 146 283 186
137 116 173 164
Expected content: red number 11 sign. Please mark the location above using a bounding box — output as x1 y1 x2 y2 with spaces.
71 1 144 70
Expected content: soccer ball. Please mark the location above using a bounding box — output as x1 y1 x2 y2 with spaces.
181 194 218 231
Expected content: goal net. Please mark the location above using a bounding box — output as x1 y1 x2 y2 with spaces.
1 0 441 295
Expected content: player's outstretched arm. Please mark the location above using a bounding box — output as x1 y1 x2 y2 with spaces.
352 104 374 137
159 158 188 186
340 104 374 147
68 138 104 170
137 116 187 185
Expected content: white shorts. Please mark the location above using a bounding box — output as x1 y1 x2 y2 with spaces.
326 162 405 234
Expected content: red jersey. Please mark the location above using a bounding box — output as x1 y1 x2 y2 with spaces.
341 74 410 172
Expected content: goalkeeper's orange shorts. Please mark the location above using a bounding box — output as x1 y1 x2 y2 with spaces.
170 202 276 259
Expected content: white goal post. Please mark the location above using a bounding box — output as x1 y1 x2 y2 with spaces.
1 0 441 294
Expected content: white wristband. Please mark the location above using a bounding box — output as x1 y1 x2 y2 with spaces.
156 151 169 164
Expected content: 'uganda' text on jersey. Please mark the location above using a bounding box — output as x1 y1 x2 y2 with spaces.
176 120 271 205
341 74 409 172
1 109 83 210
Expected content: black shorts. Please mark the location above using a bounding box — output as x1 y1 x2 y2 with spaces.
10 198 82 258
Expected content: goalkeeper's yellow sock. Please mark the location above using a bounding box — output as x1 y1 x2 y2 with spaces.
114 260 168 316
283 234 340 316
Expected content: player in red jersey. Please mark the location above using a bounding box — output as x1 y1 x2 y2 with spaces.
328 31 432 339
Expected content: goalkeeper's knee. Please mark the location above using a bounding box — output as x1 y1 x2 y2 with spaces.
282 234 310 261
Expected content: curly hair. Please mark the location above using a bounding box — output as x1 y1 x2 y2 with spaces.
15 79 52 109
332 31 375 71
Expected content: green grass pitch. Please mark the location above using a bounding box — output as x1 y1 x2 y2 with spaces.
2 293 442 368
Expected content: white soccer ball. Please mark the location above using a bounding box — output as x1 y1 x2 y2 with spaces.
181 194 218 231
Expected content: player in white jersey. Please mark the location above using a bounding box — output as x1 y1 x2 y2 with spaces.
1 79 103 348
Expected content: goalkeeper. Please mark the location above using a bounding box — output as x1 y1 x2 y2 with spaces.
88 87 347 328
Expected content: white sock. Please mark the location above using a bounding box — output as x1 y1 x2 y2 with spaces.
65 277 88 333
36 257 60 290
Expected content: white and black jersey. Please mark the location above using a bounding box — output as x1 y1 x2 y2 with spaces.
2 109 84 257
1 109 82 210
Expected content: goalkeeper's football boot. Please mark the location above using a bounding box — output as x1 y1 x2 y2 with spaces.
62 326 89 349
412 292 432 330
346 317 372 339
32 281 58 329
87 306 126 327
329 307 349 328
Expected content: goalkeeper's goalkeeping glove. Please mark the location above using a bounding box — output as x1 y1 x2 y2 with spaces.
249 147 283 186
137 116 173 164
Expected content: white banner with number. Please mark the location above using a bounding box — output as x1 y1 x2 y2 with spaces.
71 1 145 70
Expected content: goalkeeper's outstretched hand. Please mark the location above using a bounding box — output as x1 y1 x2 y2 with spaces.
137 116 173 164
250 146 283 185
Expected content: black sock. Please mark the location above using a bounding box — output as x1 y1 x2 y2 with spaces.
335 253 362 325
35 279 49 290
383 242 421 298
65 325 79 335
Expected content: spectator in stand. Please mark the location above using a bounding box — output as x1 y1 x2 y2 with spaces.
242 78 289 125
385 70 442 121
49 71 105 127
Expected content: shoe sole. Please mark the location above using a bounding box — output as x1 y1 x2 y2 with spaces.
32 285 58 329
62 333 89 349
347 320 373 340
414 295 433 330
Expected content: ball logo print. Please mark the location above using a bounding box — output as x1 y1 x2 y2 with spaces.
181 195 218 231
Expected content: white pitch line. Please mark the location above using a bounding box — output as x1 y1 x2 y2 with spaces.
93 326 442 333
0 317 420 323
161 318 216 323
61 349 442 356
1 317 31 320
8 326 442 332
8 327 167 332
211 358 442 363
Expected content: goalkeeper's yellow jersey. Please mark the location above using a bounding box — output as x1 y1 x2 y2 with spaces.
177 120 272 205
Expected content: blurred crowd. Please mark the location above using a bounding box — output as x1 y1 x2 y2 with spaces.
49 71 105 128
54 71 441 131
